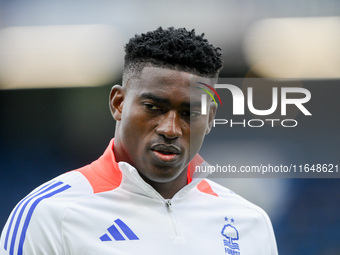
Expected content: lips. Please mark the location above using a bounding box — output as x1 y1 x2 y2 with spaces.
150 144 181 162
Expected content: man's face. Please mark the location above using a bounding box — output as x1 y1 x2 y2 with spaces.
110 66 216 184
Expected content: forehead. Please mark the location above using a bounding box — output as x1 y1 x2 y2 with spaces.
126 66 212 99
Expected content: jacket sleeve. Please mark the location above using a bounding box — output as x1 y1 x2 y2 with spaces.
263 211 279 255
0 180 71 255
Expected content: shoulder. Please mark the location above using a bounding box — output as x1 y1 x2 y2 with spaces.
26 167 95 207
198 179 278 253
199 178 275 228
10 166 99 225
204 179 268 211
0 168 95 254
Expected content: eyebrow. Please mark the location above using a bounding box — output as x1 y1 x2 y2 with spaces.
141 93 169 104
140 92 201 108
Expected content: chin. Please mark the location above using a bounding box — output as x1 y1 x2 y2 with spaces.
144 168 183 184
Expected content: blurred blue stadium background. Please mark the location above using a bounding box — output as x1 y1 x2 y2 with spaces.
1 1 340 254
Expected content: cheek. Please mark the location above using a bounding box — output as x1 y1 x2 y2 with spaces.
121 106 157 138
119 105 143 138
121 101 144 125
190 117 209 136
189 118 209 150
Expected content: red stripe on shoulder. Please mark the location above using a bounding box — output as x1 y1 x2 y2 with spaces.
197 179 219 197
187 154 204 183
75 139 122 194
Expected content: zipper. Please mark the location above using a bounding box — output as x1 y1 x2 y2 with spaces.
165 199 184 243
124 164 185 242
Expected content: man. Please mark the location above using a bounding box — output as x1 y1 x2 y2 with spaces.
1 27 278 254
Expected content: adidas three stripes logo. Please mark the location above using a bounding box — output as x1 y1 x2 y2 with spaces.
100 219 139 241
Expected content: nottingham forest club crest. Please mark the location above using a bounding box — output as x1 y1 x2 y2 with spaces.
221 217 240 255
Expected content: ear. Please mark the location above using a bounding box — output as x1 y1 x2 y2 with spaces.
205 102 217 134
109 85 125 121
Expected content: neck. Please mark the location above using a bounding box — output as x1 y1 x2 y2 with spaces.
113 136 188 199
140 169 188 199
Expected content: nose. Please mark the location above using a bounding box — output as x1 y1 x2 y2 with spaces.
156 111 183 139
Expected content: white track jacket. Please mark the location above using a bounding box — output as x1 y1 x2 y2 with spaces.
1 139 278 255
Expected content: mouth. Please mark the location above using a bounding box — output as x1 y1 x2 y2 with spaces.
150 144 181 162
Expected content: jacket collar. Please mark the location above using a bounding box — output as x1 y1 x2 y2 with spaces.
86 138 208 198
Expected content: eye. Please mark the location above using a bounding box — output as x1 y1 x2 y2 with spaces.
182 110 200 118
144 103 161 111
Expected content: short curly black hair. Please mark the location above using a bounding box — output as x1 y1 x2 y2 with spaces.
123 27 223 80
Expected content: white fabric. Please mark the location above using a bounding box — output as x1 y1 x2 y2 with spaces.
1 161 278 255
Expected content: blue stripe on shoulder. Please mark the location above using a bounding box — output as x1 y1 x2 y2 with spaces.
4 180 71 255
4 181 56 251
17 184 71 255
